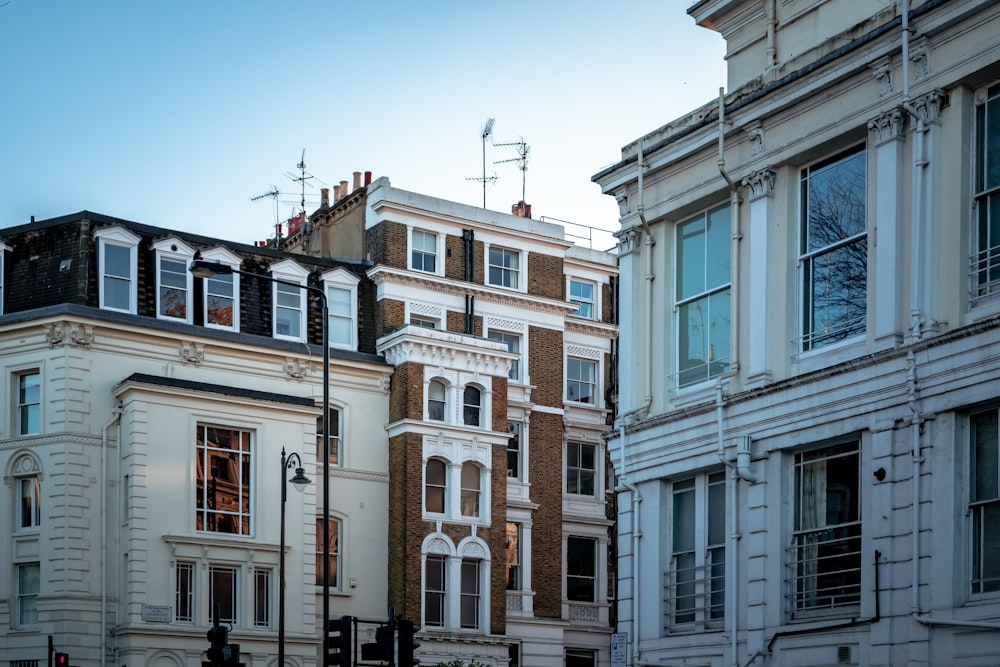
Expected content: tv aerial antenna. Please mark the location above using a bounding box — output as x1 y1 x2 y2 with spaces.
284 148 326 216
465 118 497 208
495 136 530 205
250 185 281 248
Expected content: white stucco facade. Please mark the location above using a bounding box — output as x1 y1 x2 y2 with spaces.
596 1 1000 665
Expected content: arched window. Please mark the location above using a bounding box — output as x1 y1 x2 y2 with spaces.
428 380 447 422
426 458 447 513
461 462 481 517
463 386 482 427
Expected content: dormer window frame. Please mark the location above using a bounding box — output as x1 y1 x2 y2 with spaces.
198 247 242 331
322 267 360 351
152 237 196 324
270 259 310 343
95 226 140 315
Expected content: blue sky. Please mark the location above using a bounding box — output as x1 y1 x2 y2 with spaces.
0 1 725 250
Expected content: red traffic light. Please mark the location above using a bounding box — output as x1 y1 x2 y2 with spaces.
55 653 69 667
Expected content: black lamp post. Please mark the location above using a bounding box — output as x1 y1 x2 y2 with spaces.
280 448 311 667
189 260 333 665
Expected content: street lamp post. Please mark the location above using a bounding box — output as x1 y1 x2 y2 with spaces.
279 448 311 667
189 260 333 665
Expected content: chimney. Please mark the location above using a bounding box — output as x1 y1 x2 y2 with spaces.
365 171 373 186
333 184 341 201
340 180 349 198
321 188 330 208
353 171 362 191
512 201 532 219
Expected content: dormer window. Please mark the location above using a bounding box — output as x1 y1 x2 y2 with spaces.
95 226 140 314
322 268 360 351
269 260 309 342
152 238 196 324
199 247 242 331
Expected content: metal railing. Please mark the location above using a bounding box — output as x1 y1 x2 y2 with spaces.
786 523 862 613
663 549 725 631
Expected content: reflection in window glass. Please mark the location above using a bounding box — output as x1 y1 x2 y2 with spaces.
196 425 253 535
461 462 481 517
425 555 446 627
426 459 447 513
209 565 238 625
158 257 189 319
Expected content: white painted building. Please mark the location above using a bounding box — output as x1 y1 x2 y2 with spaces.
594 1 1000 665
0 213 392 667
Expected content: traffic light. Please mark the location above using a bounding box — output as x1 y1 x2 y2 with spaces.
361 623 394 663
222 642 240 667
55 653 69 667
206 624 228 665
327 614 354 667
397 619 420 667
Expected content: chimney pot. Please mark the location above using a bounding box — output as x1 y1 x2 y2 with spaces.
340 180 349 197
321 188 330 208
353 171 362 191
364 171 373 186
333 185 341 201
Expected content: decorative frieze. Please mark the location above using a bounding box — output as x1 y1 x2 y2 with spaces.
69 324 93 347
178 341 203 365
284 358 309 379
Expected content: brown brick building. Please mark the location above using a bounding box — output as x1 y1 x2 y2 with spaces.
286 176 619 667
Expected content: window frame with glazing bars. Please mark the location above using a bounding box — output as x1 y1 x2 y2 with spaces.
970 407 1000 594
973 83 1000 300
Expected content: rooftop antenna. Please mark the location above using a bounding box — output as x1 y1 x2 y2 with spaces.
495 136 530 205
465 118 496 208
284 148 314 216
250 185 281 248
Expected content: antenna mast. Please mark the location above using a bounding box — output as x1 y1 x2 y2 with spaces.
250 186 281 248
465 118 496 208
495 136 530 204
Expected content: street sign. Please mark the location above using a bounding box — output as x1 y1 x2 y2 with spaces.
611 632 627 667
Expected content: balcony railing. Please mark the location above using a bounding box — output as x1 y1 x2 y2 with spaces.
786 522 862 614
663 548 725 632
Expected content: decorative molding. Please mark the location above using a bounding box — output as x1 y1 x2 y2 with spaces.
44 322 65 347
178 341 203 365
615 190 630 217
459 540 488 559
381 375 392 394
566 344 602 360
564 320 617 340
284 358 308 379
742 167 776 201
425 537 453 556
910 36 930 79
872 58 893 96
375 271 571 317
913 89 945 125
746 123 765 156
868 107 905 145
485 316 525 333
1 433 103 450
69 323 94 348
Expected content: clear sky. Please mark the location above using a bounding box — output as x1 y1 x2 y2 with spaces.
0 1 725 251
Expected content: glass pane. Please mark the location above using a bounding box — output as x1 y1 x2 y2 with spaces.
160 258 188 287
706 205 732 289
805 149 867 252
328 287 352 317
672 484 695 552
987 96 1000 191
982 503 1000 591
678 216 706 300
105 243 131 278
708 476 726 546
207 296 234 326
973 411 999 502
105 275 131 310
806 239 867 349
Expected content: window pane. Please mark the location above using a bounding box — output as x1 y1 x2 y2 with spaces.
104 275 131 310
460 559 480 629
567 537 596 602
176 562 195 623
105 243 131 278
18 372 40 435
506 522 521 590
507 422 521 478
159 257 188 319
209 566 238 624
461 462 480 517
425 556 446 627
20 477 40 528
315 518 341 588
972 410 999 502
196 425 253 535
254 569 271 627
463 386 481 426
426 459 446 513
18 563 40 626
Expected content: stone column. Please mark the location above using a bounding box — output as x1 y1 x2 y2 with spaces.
742 167 776 388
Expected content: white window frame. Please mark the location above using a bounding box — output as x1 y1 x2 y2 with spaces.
270 259 309 342
424 553 448 628
16 562 40 627
487 330 522 382
15 368 41 436
460 557 482 629
409 302 444 330
566 536 597 603
323 268 359 351
789 440 862 617
316 516 343 591
428 379 448 422
463 384 483 427
152 237 196 324
18 475 41 531
565 442 597 497
175 561 196 623
507 421 523 479
254 568 272 628
425 457 448 515
568 278 597 320
969 407 1000 595
565 355 599 405
95 226 140 314
973 82 1000 300
196 424 254 536
565 649 596 667
410 228 443 275
486 243 523 291
460 462 482 518
675 204 732 387
666 471 726 631
317 406 343 467
209 564 240 626
199 247 242 331
798 145 868 351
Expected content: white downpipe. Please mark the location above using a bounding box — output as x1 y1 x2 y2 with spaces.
902 0 928 339
766 0 777 66
636 138 654 417
618 423 642 666
907 351 923 615
101 406 122 667
718 88 743 374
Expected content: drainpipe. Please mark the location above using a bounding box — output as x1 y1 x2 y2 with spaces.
718 88 743 375
715 384 759 667
765 0 777 66
101 405 123 667
617 423 642 666
901 0 928 340
635 138 654 417
906 351 923 619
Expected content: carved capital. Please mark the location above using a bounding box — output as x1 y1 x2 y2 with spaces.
616 227 642 257
868 107 905 145
913 89 945 125
741 167 776 201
